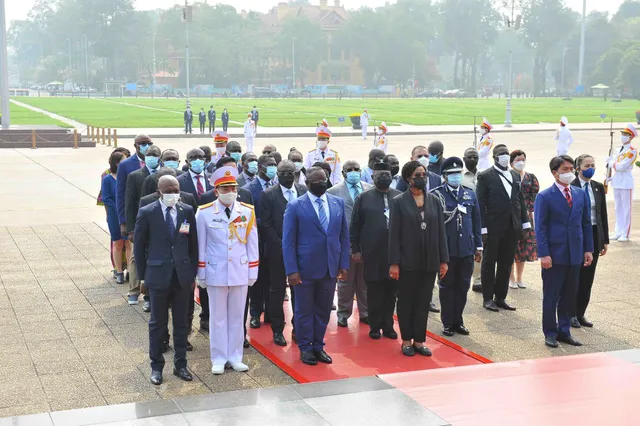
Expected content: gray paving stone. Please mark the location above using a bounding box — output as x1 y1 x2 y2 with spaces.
183 401 328 426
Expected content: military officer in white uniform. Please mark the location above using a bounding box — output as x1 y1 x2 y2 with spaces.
243 113 256 153
210 130 230 166
608 123 638 242
303 126 343 186
360 109 370 139
477 118 494 171
375 122 389 154
554 116 574 156
196 166 259 375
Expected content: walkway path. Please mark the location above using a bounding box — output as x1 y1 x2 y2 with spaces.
10 99 86 130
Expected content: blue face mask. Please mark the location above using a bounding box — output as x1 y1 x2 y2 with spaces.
145 156 159 169
139 143 150 155
247 161 258 175
230 152 242 163
346 171 361 185
190 159 205 174
429 153 440 164
163 160 179 170
264 165 277 179
582 167 595 179
446 173 463 187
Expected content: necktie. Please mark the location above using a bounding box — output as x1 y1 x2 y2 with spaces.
225 207 231 219
584 182 591 209
286 189 294 203
165 206 175 239
316 198 328 232
195 175 204 197
139 160 145 168
453 189 459 199
321 151 325 159
352 184 361 199
564 187 572 208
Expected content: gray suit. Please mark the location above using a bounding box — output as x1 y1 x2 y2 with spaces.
327 181 373 322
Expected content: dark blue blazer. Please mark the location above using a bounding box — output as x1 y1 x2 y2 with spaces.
184 110 193 122
243 178 268 225
282 193 350 280
431 184 482 258
535 184 594 266
116 154 142 225
208 109 216 122
177 172 213 203
134 201 198 289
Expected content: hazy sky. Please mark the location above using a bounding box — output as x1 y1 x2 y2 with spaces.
5 0 629 28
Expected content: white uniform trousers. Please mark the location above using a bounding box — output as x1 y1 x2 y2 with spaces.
362 125 368 139
472 260 481 285
614 188 633 239
245 137 254 153
556 142 569 156
209 285 249 367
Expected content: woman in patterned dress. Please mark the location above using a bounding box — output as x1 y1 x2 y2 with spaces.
509 150 539 289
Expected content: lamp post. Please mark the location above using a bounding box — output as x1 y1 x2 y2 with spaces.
181 0 192 107
292 37 296 90
504 0 520 128
0 0 10 128
577 0 587 89
560 47 568 95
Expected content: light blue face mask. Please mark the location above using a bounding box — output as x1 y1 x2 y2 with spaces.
346 171 361 185
247 161 258 175
447 173 463 187
190 159 205 174
163 160 180 170
139 143 150 155
230 152 242 163
265 165 277 179
145 156 159 169
429 153 440 164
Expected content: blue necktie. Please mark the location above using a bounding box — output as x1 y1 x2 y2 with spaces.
166 206 175 240
352 184 361 200
287 189 294 203
316 198 328 232
584 182 591 210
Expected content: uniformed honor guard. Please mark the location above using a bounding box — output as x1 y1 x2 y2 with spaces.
321 118 329 128
477 118 494 171
608 123 638 242
430 157 482 336
375 122 389 154
303 126 343 186
210 130 230 166
555 116 574 156
244 113 256 153
196 166 259 375
198 108 207 134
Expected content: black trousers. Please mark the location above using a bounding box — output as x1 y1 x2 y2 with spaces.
576 226 600 318
199 122 205 133
439 256 474 328
184 121 192 134
269 257 296 333
148 271 190 371
198 287 210 322
397 268 437 343
250 261 271 319
223 121 228 132
366 278 397 333
481 223 518 302
209 120 215 133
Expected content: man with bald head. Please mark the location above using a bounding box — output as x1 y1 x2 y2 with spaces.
135 175 198 386
177 148 213 204
141 149 182 197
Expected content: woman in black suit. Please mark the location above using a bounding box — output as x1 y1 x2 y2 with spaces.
389 161 449 357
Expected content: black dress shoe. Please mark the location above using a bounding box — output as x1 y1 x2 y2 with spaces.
578 316 593 328
442 327 454 337
273 332 287 346
250 317 261 329
402 345 415 356
314 350 333 364
383 329 398 339
472 284 482 293
243 338 250 348
200 320 209 331
429 302 440 313
173 367 193 381
369 330 381 339
545 336 558 348
337 318 348 327
454 324 470 335
495 300 516 311
360 317 369 325
300 351 317 365
483 300 499 312
150 370 163 385
557 334 583 346
186 341 193 351
413 345 432 357
570 317 581 328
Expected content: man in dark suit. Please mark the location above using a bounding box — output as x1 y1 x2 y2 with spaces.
141 149 182 197
261 160 308 346
383 154 402 190
200 157 254 206
427 140 446 175
208 105 216 133
283 166 350 365
476 144 531 312
571 154 609 328
134 175 197 385
198 108 206 134
243 154 278 329
350 162 400 339
117 135 152 236
184 106 193 134
177 148 213 205
237 152 258 187
535 155 593 348
395 145 443 193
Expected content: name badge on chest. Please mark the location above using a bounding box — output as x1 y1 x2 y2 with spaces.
179 221 190 234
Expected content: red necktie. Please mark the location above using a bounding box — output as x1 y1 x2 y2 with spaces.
195 175 204 197
139 160 145 168
564 187 572 208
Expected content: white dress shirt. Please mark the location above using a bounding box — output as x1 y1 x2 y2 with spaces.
159 199 177 228
189 169 206 190
493 165 513 198
579 177 597 225
307 192 330 225
280 184 297 202
390 175 401 189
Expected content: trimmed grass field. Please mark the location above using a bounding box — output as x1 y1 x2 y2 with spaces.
5 102 71 128
13 96 640 129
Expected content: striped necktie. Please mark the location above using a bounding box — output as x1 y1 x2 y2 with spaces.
316 198 328 232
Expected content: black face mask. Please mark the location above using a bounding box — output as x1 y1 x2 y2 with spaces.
278 173 295 188
464 159 478 170
308 180 328 197
412 177 426 190
390 166 400 176
374 175 392 190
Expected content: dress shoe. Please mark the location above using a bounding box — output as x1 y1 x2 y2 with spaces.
360 317 369 325
610 233 621 240
200 320 209 331
545 336 559 348
300 351 317 365
557 334 582 346
243 338 250 348
429 302 440 313
332 304 337 310
142 300 150 313
173 367 193 381
413 345 432 357
578 316 593 328
150 370 163 385
369 330 381 339
495 300 516 311
454 324 470 335
162 342 171 353
383 329 398 339
250 317 261 329
230 362 249 372
483 300 499 312
314 350 333 364
211 364 225 375
337 318 348 328
442 326 454 337
570 317 581 328
472 284 482 293
401 345 415 356
618 237 629 242
186 341 193 351
273 332 287 346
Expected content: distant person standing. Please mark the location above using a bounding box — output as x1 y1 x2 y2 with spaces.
198 108 206 134
208 105 217 133
554 116 574 156
251 106 259 135
360 109 370 140
477 118 494 171
221 108 229 132
184 106 193 134
375 122 389 153
607 124 637 242
244 113 256 152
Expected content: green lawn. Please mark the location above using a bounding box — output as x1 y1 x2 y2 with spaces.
5 102 71 128
12 96 640 128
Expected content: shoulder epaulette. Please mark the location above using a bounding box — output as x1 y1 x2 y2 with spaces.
240 202 255 209
199 202 214 210
332 149 339 154
430 184 444 193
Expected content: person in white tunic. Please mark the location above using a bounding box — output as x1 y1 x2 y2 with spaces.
243 113 255 153
554 116 574 156
360 109 370 139
375 122 389 153
607 123 638 242
303 126 343 185
196 166 259 374
477 118 494 171
321 118 329 128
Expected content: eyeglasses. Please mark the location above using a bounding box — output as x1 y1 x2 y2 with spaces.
263 151 272 154
307 178 328 184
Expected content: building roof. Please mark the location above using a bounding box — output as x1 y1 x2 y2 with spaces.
260 1 348 29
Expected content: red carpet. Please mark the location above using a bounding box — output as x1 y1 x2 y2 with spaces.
381 353 640 426
247 303 487 383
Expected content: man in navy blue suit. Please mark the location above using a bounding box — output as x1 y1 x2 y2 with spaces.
283 166 350 366
135 175 198 385
535 155 594 349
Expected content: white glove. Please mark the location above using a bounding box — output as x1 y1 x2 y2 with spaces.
248 279 257 287
196 278 206 288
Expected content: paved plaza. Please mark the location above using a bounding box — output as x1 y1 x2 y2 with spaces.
0 131 639 419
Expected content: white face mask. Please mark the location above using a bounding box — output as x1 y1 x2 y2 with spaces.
417 156 429 168
497 154 510 168
513 161 526 172
216 146 226 156
218 191 237 206
480 128 488 135
558 172 574 185
161 193 180 207
317 140 328 150
621 135 631 144
294 161 303 172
